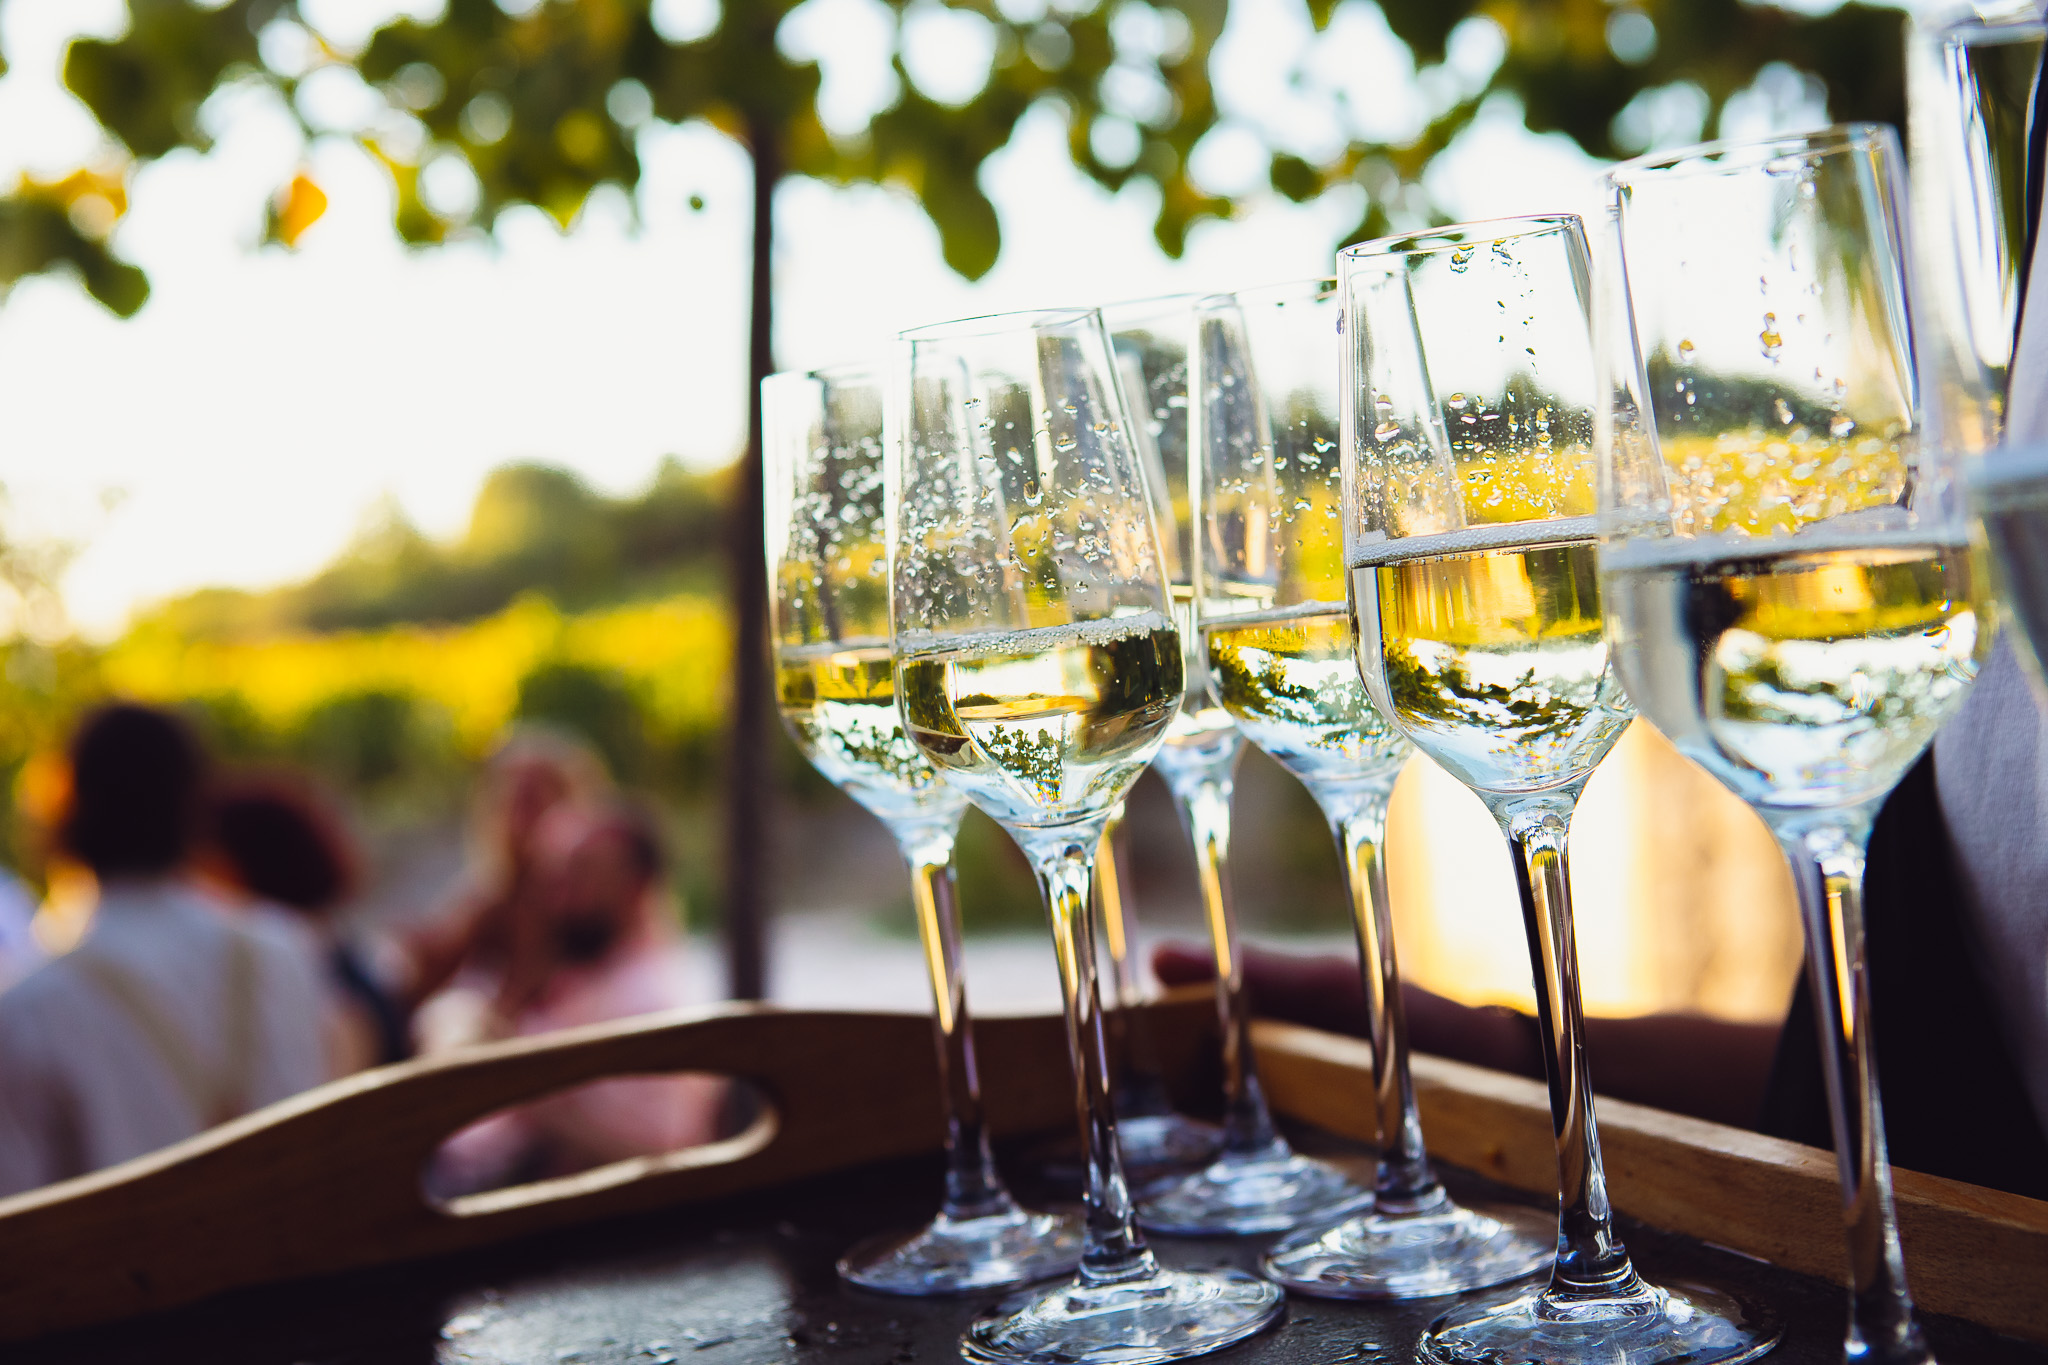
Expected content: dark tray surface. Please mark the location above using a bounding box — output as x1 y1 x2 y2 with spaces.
14 1140 2043 1365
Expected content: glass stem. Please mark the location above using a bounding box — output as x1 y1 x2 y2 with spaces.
1321 783 1441 1212
1166 757 1279 1158
1025 825 1159 1287
1494 791 1642 1301
1773 812 1929 1365
1096 802 1172 1120
899 821 1013 1224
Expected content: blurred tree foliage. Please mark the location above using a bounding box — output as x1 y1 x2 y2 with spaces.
0 0 1903 305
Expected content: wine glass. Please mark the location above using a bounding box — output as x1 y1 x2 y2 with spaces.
764 363 1082 1295
1170 277 1548 1291
889 307 1284 1365
1088 302 1227 1184
1092 797 1224 1180
1599 127 1993 1365
1909 7 2048 698
1097 291 1372 1235
1342 215 1779 1363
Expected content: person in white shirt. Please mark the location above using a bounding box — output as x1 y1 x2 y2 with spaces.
0 704 331 1198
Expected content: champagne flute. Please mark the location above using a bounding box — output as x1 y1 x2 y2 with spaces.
1101 292 1370 1234
889 307 1283 1365
1093 799 1225 1179
1090 303 1227 1183
1599 127 1992 1365
764 363 1082 1295
1343 216 1779 1363
1175 278 1547 1291
1908 7 2048 697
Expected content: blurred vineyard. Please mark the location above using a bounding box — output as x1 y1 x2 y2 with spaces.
104 593 730 798
0 463 725 908
0 455 1071 936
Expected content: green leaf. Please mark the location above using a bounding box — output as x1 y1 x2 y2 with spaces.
1270 152 1320 203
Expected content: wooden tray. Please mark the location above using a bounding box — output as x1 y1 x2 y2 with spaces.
0 990 2043 1356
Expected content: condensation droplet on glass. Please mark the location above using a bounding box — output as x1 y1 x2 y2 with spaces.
1447 393 1468 410
1830 415 1855 438
1800 179 1818 200
1449 245 1474 272
1759 315 1783 361
1774 398 1794 425
1374 420 1400 441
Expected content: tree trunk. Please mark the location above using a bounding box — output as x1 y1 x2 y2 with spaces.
720 116 778 1001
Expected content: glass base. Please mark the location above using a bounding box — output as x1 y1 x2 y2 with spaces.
1263 1197 1553 1301
838 1207 1083 1296
962 1266 1284 1365
1136 1146 1372 1236
1117 1113 1223 1180
1418 1277 1781 1365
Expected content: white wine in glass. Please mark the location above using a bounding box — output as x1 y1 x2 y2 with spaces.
898 614 1184 826
1360 523 1630 796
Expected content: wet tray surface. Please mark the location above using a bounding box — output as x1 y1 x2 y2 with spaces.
17 1149 2044 1365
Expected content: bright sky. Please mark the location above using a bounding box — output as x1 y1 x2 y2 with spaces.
0 0 1843 638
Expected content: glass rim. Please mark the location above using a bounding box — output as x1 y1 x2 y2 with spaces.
899 305 1099 343
1604 122 1895 186
1338 213 1582 266
763 360 878 389
1099 290 1207 328
1203 275 1336 309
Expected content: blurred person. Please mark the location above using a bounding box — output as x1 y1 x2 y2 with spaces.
202 773 411 1073
0 705 329 1197
426 800 723 1194
400 727 611 1015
